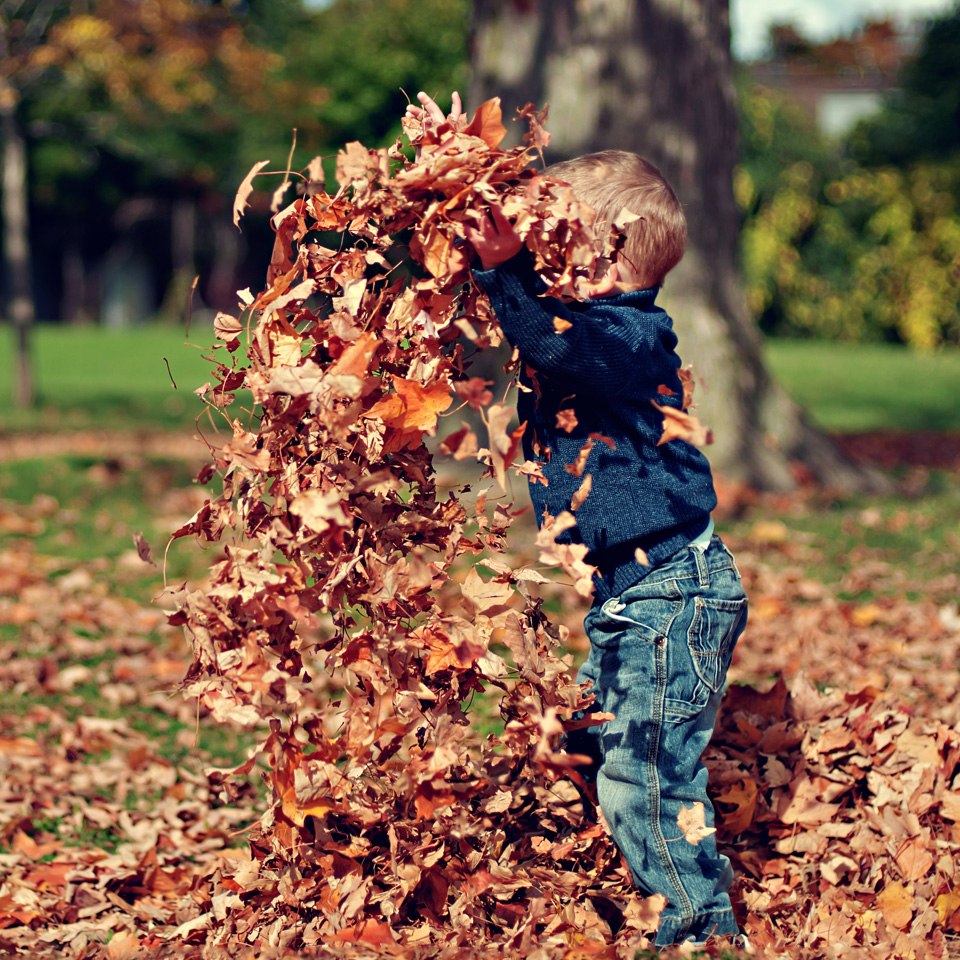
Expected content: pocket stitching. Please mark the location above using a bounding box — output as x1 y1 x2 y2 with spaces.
687 596 747 693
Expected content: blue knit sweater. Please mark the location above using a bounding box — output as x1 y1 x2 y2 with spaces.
472 253 717 604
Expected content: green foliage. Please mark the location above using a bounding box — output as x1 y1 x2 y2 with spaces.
285 0 471 164
736 80 960 348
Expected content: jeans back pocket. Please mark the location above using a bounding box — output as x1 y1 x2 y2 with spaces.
687 596 748 693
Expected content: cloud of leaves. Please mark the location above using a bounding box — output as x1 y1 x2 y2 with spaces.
168 100 671 953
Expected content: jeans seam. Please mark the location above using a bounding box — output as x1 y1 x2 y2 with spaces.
650 610 694 933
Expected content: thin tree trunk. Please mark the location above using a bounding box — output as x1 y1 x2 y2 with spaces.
470 0 880 492
1 103 35 407
62 229 88 324
159 196 199 322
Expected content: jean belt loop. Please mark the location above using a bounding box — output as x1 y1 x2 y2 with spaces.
692 543 710 588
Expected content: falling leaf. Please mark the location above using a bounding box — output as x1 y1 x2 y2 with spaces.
233 159 270 227
132 532 155 566
571 474 592 511
651 401 713 447
556 408 579 433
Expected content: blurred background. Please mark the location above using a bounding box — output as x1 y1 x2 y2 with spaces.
0 0 958 450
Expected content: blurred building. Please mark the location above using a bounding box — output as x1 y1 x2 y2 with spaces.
749 19 921 136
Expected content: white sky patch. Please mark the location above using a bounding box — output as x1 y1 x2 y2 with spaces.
731 0 956 60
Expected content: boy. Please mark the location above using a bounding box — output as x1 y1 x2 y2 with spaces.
412 94 749 949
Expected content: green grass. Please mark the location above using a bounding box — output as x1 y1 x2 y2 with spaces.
764 339 960 433
0 323 220 432
0 455 209 588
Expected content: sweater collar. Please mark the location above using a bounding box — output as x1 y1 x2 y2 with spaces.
595 285 661 308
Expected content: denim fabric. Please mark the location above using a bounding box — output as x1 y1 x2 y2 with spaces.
571 534 748 947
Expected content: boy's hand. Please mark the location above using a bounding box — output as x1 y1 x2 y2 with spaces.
464 205 523 270
405 91 464 135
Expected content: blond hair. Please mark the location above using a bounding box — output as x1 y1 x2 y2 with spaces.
544 150 687 288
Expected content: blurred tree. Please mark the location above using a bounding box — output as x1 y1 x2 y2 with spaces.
285 0 470 160
1 0 323 404
2 0 473 406
736 9 960 350
470 0 872 491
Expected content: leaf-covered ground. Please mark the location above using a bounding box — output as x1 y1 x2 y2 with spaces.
0 432 958 958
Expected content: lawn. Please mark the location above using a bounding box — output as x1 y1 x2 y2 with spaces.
763 338 960 432
0 324 216 432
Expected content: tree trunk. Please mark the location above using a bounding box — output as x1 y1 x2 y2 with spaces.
158 196 199 323
1 103 35 407
470 0 878 492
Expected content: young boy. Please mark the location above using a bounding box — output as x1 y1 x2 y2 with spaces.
412 94 749 949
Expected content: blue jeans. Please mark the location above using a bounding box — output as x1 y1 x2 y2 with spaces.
572 535 747 947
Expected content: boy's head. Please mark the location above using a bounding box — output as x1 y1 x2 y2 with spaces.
544 150 687 290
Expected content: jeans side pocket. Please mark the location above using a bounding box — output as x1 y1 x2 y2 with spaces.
687 596 748 693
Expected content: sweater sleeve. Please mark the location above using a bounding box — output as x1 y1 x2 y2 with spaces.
472 253 676 394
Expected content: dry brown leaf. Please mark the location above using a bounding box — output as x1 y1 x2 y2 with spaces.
676 802 717 845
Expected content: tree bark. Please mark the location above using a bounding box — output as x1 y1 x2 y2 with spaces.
1 102 35 407
470 0 878 492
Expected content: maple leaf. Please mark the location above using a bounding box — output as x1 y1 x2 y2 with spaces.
519 101 551 160
676 802 717 845
535 511 596 598
453 377 494 410
363 376 453 447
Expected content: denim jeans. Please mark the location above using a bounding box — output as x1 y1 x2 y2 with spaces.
572 535 747 947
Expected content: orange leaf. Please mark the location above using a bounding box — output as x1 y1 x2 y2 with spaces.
12 830 61 860
364 376 453 436
556 408 578 433
876 881 914 930
715 778 759 836
464 98 507 149
330 920 397 945
571 474 592 511
652 401 713 447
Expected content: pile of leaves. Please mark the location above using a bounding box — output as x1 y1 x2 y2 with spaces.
1 482 960 955
712 674 960 959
